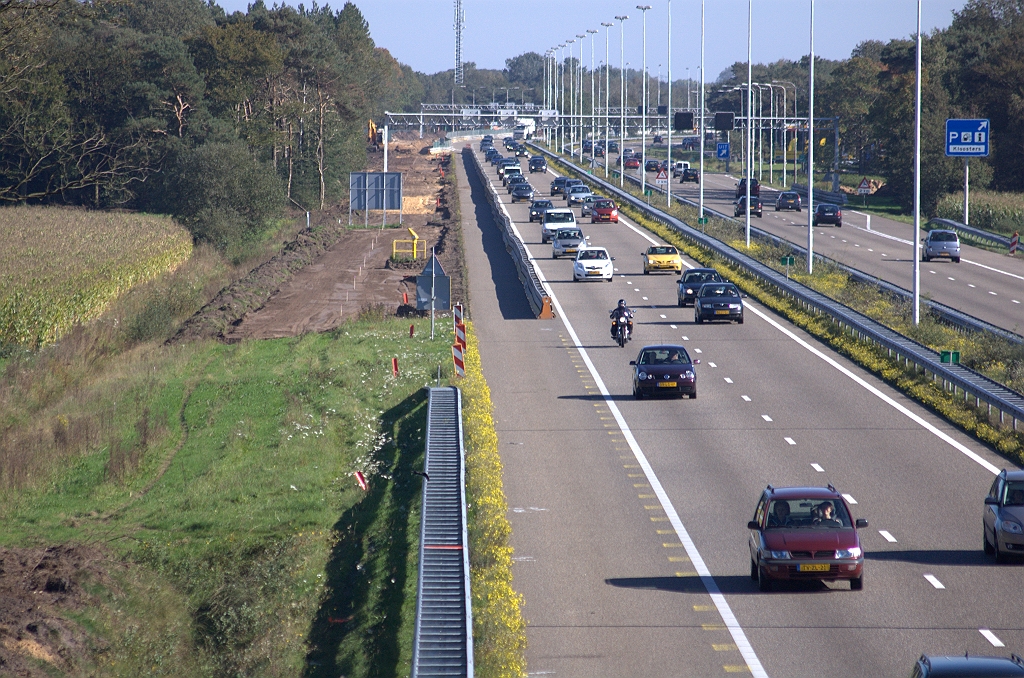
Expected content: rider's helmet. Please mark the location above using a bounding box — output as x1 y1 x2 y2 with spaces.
617 299 627 308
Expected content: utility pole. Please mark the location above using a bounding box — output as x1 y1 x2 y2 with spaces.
808 0 816 274
616 15 629 187
603 22 613 178
667 0 673 207
638 5 651 196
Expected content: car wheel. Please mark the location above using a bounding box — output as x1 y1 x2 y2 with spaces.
984 527 996 556
678 300 684 307
995 535 1009 564
643 268 649 275
850 573 864 591
695 312 703 324
633 386 643 400
922 255 930 262
688 391 697 400
552 253 558 259
606 276 613 283
757 561 772 592
737 315 744 324
750 558 758 581
837 222 842 228
953 257 961 263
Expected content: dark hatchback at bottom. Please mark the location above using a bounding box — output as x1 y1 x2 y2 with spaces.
912 654 1024 677
630 345 698 400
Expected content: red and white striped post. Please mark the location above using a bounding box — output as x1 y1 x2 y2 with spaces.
1011 231 1019 256
454 323 466 350
354 471 368 491
452 343 465 378
453 303 464 331
392 357 399 377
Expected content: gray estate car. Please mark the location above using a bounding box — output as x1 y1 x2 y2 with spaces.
922 229 961 263
984 469 1024 562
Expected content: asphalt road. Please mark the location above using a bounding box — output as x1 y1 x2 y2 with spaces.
456 145 1024 678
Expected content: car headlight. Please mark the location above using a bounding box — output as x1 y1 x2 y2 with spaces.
768 550 791 559
1001 520 1024 534
638 372 647 380
729 303 742 310
611 210 618 216
836 547 862 559
683 370 695 379
685 288 694 295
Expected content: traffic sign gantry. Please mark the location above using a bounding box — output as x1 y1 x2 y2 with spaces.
946 119 990 157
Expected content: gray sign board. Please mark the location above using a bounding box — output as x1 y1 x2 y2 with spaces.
349 172 402 210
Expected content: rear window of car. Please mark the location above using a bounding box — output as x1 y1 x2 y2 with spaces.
569 186 589 193
648 247 678 255
637 348 691 365
930 231 958 242
700 284 739 297
532 201 553 209
545 211 575 223
818 205 838 213
781 192 798 199
767 499 851 528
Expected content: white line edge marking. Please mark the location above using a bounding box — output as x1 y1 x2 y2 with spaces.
879 530 897 543
492 171 769 678
811 463 824 472
842 493 858 505
980 629 1005 647
744 304 1001 476
923 574 945 589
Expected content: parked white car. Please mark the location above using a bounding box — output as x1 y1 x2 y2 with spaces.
573 247 614 282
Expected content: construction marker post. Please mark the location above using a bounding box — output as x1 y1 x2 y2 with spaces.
392 357 399 377
354 471 369 491
1011 232 1019 256
453 303 464 331
454 323 466 350
452 343 465 378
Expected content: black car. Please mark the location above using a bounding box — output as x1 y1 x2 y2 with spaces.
550 176 570 195
529 199 554 222
653 135 663 144
510 183 535 203
630 345 698 400
735 177 760 198
679 168 700 183
608 140 619 153
594 145 605 157
582 139 593 153
489 153 504 166
529 156 547 173
677 268 724 307
912 654 1024 677
775 191 801 211
694 282 744 324
644 159 661 172
813 203 843 227
505 174 528 191
515 145 530 157
734 195 763 218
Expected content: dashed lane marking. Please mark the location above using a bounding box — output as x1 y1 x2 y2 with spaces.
924 574 945 590
724 378 734 384
842 493 858 505
980 629 1005 647
708 362 717 368
742 395 751 402
879 530 897 543
811 464 824 472
785 437 796 445
761 415 773 422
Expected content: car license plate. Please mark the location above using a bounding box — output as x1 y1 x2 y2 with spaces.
565 248 576 253
587 271 602 276
939 252 950 257
798 563 830 572
657 381 677 388
715 310 730 315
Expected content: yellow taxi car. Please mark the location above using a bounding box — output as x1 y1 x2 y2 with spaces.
642 245 683 274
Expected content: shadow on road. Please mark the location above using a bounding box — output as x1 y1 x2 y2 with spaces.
605 574 832 595
864 549 995 567
460 149 536 320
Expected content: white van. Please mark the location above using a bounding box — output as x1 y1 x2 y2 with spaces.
541 208 577 243
672 160 690 177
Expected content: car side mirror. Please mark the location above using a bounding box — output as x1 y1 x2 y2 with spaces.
611 257 616 261
629 360 636 366
693 359 700 365
747 521 760 530
985 496 1000 505
585 236 591 240
855 518 869 528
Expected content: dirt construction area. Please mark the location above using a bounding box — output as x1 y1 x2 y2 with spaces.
174 135 465 344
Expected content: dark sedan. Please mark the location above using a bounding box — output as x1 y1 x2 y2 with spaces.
775 191 802 211
529 199 554 222
679 168 700 183
510 183 535 203
694 282 744 323
813 203 843 227
630 345 698 400
734 195 763 218
748 484 867 591
608 140 619 153
677 267 724 307
505 174 528 191
529 156 547 173
644 159 661 172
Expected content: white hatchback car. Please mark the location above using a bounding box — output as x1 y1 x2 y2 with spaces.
573 247 614 282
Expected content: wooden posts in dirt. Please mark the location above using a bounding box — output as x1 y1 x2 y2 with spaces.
409 324 415 338
392 357 399 377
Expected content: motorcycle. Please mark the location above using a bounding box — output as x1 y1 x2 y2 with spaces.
615 315 630 347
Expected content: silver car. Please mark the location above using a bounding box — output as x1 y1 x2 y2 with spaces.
985 469 1024 562
922 229 960 263
580 194 601 217
551 227 588 259
566 184 592 207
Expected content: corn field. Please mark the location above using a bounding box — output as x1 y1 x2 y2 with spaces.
937 190 1024 237
0 206 193 348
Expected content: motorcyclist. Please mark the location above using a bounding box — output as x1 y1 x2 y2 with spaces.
609 299 633 340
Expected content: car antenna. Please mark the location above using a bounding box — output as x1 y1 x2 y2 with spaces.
827 483 836 493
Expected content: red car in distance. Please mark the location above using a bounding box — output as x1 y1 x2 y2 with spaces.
623 156 641 170
748 484 867 592
591 199 619 223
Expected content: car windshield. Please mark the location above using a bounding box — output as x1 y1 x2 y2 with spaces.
930 231 958 242
556 229 582 239
684 271 720 283
578 249 607 260
596 200 615 209
700 284 738 297
1003 481 1024 505
638 348 691 365
648 247 678 255
545 212 574 223
570 186 589 194
533 201 553 209
767 499 851 528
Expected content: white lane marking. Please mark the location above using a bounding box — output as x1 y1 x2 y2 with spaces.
881 253 888 257
682 335 689 340
830 235 836 239
964 257 1024 282
969 284 977 288
811 463 824 472
626 281 632 283
670 324 678 329
642 296 649 300
785 437 796 445
923 574 945 590
868 248 874 252
743 304 1001 476
842 493 858 505
724 377 734 384
1014 300 1021 304
761 414 773 422
948 277 955 281
634 288 640 291
980 629 1005 647
989 291 998 295
842 239 847 243
614 267 620 271
708 362 717 368
519 228 769 678
694 348 702 353
660 314 667 318
855 244 861 247
879 530 897 543
742 395 751 401
929 270 936 274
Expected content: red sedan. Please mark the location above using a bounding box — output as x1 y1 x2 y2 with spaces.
623 157 641 170
591 199 619 223
748 484 867 591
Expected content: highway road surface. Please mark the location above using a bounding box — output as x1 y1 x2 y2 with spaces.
455 144 1024 677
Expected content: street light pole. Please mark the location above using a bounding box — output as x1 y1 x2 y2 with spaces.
808 0 815 274
638 4 651 196
667 0 673 207
699 0 705 221
745 0 752 248
603 22 613 178
577 34 586 161
773 80 797 188
589 28 598 167
913 0 922 325
616 15 628 187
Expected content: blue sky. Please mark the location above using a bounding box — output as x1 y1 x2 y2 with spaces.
217 1 968 84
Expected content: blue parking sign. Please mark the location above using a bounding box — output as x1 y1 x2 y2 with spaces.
717 142 730 160
946 119 990 157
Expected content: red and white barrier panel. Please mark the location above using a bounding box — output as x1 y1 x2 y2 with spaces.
453 303 464 330
452 343 465 378
1011 231 1019 255
454 323 466 349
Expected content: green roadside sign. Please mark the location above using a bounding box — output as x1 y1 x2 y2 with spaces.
697 217 709 225
644 189 653 196
780 256 795 266
940 350 961 365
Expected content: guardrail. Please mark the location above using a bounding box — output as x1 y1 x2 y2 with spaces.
791 183 849 206
463 148 554 319
928 217 1013 250
412 386 473 678
529 142 1024 431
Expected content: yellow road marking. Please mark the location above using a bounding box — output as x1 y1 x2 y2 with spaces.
662 543 683 548
628 473 644 477
634 483 651 487
650 516 669 521
675 571 697 577
623 464 640 468
644 505 664 510
723 666 750 673
657 529 675 535
693 605 713 612
702 623 726 631
668 555 689 561
713 644 738 651
639 494 656 499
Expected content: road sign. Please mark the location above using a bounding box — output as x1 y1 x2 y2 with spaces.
946 119 990 157
697 217 708 225
940 350 961 365
460 109 482 117
780 256 795 266
857 178 871 195
655 169 668 186
717 143 730 160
